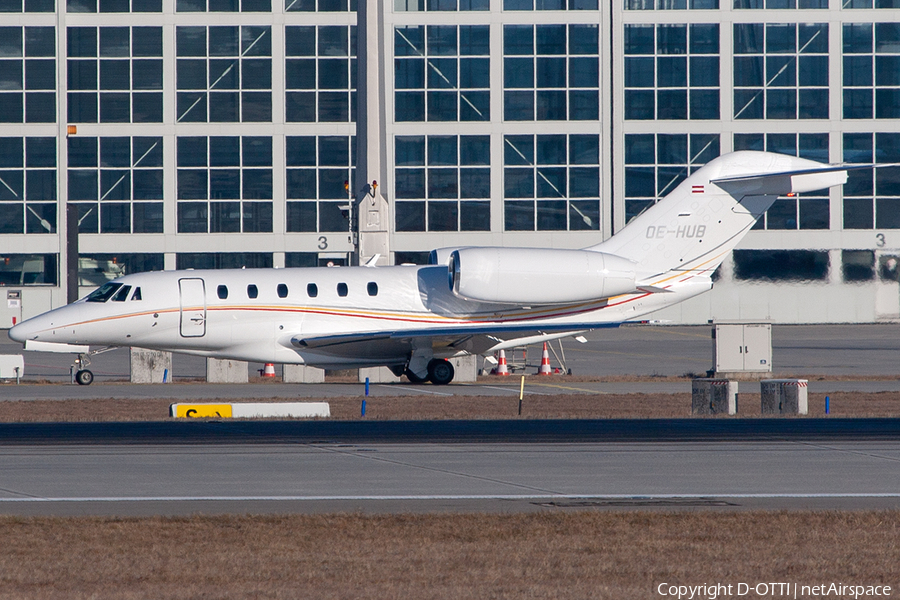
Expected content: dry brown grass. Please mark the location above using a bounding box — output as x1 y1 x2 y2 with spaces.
0 391 899 422
0 511 897 599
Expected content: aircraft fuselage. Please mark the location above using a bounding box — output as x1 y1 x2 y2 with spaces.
8 264 711 368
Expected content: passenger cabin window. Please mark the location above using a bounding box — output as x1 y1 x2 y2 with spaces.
337 282 348 297
85 282 121 303
367 282 378 296
277 283 288 298
131 287 142 301
112 285 131 302
247 284 258 299
307 283 318 298
217 285 228 300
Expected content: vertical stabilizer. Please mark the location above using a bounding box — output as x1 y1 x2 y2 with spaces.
587 151 847 278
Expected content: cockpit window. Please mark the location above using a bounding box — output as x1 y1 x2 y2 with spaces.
85 282 122 303
131 287 142 301
112 285 132 302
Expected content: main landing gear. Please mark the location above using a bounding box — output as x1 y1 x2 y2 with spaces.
405 358 455 385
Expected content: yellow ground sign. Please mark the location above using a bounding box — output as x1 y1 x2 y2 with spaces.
174 404 233 418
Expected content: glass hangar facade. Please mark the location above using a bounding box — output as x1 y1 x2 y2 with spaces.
1 0 900 325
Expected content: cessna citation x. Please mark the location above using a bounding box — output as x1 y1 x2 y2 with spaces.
9 151 852 385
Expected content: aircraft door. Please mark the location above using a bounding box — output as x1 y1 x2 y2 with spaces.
179 278 207 337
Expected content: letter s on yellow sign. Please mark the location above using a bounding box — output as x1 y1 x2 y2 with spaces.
175 404 233 418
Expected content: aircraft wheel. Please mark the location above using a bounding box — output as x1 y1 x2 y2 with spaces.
427 359 454 386
75 369 94 386
404 369 428 384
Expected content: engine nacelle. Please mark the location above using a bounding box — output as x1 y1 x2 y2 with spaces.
448 247 637 304
429 247 469 266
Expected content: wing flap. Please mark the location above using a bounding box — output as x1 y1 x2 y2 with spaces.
292 321 618 349
291 323 617 361
292 332 392 349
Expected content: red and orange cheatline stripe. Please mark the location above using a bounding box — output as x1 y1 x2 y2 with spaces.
30 267 716 337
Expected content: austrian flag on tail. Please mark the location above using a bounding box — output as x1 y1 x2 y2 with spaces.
692 185 704 194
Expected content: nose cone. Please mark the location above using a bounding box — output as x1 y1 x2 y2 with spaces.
8 308 59 343
9 317 38 343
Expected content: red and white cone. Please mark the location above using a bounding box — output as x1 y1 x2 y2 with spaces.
538 343 552 375
495 350 510 376
262 363 276 377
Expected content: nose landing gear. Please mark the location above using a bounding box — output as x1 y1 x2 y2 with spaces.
75 369 94 385
69 346 114 385
71 353 93 385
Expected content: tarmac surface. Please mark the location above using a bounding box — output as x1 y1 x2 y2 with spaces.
4 323 900 384
0 419 897 516
0 324 898 516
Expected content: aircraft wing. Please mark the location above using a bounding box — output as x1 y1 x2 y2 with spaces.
290 322 617 361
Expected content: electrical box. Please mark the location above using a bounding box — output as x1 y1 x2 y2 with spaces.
1 290 22 328
761 379 808 415
713 322 772 375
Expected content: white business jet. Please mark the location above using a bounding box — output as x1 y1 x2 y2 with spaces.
9 151 851 385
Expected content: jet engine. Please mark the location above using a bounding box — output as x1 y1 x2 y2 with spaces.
448 247 637 304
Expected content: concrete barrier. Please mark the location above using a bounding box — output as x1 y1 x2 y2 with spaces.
0 355 24 380
283 364 325 383
761 379 808 415
358 366 400 383
170 402 330 418
449 355 477 383
206 358 248 383
130 348 172 383
691 379 738 415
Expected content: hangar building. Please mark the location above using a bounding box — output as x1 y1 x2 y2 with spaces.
1 0 899 325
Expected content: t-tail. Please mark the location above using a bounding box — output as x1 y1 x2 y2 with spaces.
587 151 849 280
444 151 850 307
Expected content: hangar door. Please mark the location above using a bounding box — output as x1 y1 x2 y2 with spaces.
179 278 207 338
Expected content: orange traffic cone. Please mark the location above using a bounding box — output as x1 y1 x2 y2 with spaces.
538 342 552 375
495 350 510 376
262 363 276 377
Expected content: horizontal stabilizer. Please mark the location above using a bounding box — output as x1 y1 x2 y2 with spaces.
711 165 847 195
711 163 868 184
712 163 899 196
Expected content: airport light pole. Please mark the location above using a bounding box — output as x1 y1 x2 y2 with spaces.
354 0 391 266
